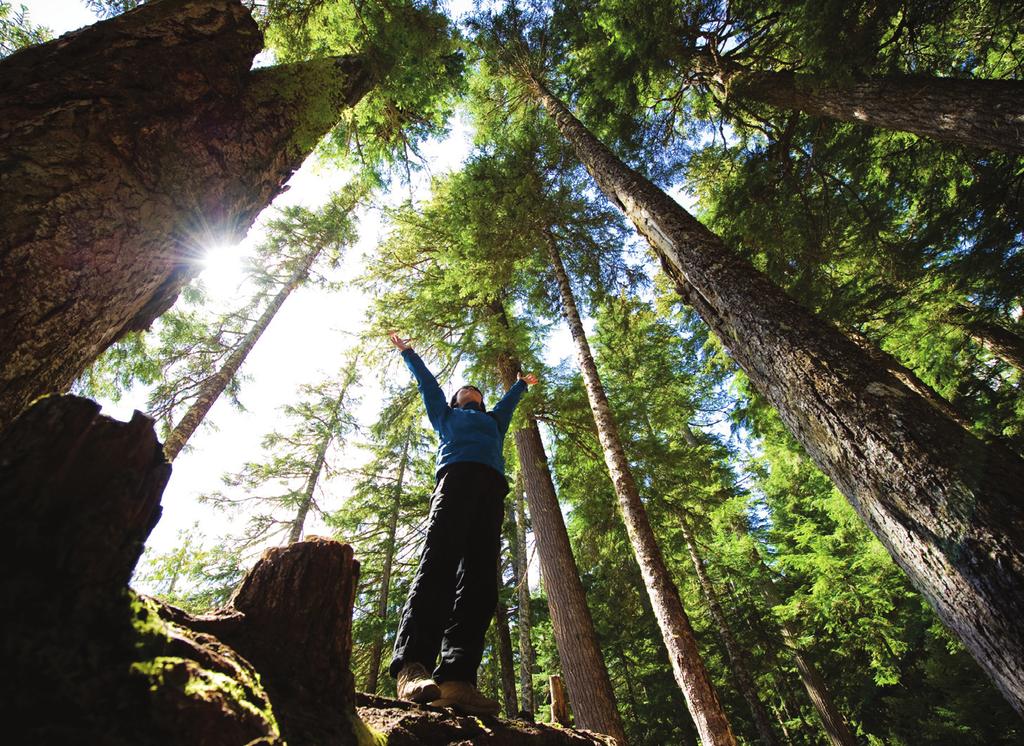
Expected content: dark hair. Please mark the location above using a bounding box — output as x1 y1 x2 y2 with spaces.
450 385 486 411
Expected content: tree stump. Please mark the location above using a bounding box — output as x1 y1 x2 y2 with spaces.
0 395 625 745
550 675 570 726
162 538 363 745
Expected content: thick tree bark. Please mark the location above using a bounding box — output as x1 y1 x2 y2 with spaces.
725 68 1024 154
164 238 329 459
678 516 781 746
530 75 1024 717
365 431 411 694
0 0 377 431
495 562 521 717
544 233 736 745
512 470 538 714
496 353 628 744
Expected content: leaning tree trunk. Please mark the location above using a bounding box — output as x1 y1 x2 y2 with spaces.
495 353 628 745
749 547 858 746
495 560 521 717
286 377 353 544
678 515 781 746
163 241 326 460
946 307 1024 375
529 74 1024 717
544 232 736 745
365 431 411 694
0 0 378 431
511 470 537 714
721 66 1024 154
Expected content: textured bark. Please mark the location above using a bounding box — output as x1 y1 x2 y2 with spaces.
365 432 411 694
550 675 570 726
726 68 1024 154
357 692 616 745
0 0 377 431
164 239 333 460
545 233 736 745
495 565 521 717
531 75 1024 717
164 537 363 746
495 353 628 745
512 470 538 714
679 517 781 746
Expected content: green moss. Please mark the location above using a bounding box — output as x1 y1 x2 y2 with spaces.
126 591 279 739
349 710 387 746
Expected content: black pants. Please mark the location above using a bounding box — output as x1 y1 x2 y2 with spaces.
390 461 507 685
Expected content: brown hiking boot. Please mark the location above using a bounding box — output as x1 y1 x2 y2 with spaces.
396 662 441 704
430 680 500 716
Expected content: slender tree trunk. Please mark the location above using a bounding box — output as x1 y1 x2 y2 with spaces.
949 311 1024 374
0 0 378 432
543 232 736 745
510 471 537 714
679 516 781 746
495 353 628 745
163 244 322 459
495 560 520 716
287 376 354 544
754 557 858 746
365 432 411 694
722 67 1024 154
529 75 1024 716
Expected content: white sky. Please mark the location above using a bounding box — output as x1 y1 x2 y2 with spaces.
20 0 710 595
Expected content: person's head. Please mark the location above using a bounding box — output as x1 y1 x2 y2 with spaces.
450 385 486 411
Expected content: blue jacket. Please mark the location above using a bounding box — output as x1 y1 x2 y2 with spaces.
402 348 527 477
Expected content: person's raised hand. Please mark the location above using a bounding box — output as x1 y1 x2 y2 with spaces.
518 371 539 386
388 331 413 352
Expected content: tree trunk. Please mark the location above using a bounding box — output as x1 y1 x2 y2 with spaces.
550 675 570 726
495 354 628 745
286 377 353 544
496 561 521 717
365 431 411 694
754 555 858 746
163 242 324 460
529 75 1024 717
544 231 736 745
724 67 1024 154
679 516 781 746
0 0 378 431
947 309 1024 375
512 470 538 714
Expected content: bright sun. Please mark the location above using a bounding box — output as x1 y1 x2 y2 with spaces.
200 243 247 300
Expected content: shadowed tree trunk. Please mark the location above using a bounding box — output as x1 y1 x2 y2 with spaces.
511 470 537 714
544 230 736 745
678 515 781 746
365 430 411 694
495 560 520 717
946 306 1024 374
528 73 1024 717
495 351 628 745
0 0 378 431
718 64 1024 154
164 241 328 460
